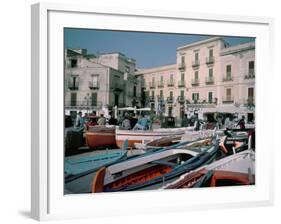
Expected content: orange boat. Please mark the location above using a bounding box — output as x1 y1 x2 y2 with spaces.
85 126 116 149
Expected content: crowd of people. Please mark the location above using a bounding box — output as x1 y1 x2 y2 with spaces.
73 111 151 131
72 111 247 131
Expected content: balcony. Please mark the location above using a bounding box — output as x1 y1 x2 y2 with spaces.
244 97 255 106
192 59 200 68
222 73 233 82
191 79 200 86
149 96 155 102
167 80 175 87
68 81 79 90
244 69 255 79
158 81 164 88
178 80 185 87
222 96 234 104
178 96 185 103
149 82 156 89
178 62 186 70
157 95 164 103
65 100 103 110
205 76 214 85
206 56 215 65
89 81 99 90
167 96 174 104
112 81 123 92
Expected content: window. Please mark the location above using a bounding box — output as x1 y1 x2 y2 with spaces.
170 74 173 81
248 87 254 98
226 88 231 100
160 76 163 82
70 92 77 106
192 93 199 102
209 68 213 78
91 92 97 106
160 90 163 97
249 61 254 69
91 75 99 88
209 49 213 58
195 52 199 61
169 91 173 98
208 92 213 103
249 61 255 76
152 77 155 85
152 91 155 98
70 59 77 68
181 56 185 65
180 90 184 97
181 73 185 81
195 71 199 80
133 85 137 97
226 65 232 78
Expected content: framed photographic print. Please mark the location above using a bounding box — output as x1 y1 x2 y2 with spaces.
31 2 274 221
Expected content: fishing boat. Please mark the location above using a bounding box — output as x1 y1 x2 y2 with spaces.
91 139 219 193
85 125 116 149
134 135 182 150
64 150 127 176
115 127 189 149
163 149 255 189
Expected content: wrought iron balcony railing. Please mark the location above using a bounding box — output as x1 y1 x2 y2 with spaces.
167 80 175 87
178 96 185 103
244 69 255 79
191 79 200 86
89 81 99 90
178 62 186 70
205 76 214 85
206 56 215 65
192 59 200 68
167 96 174 103
149 82 156 89
222 73 233 82
68 81 79 90
178 80 185 87
222 96 234 104
158 81 164 88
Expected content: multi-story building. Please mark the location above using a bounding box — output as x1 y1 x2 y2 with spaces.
137 37 255 123
135 64 178 117
64 49 141 118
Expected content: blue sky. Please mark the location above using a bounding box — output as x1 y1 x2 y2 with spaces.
64 28 255 69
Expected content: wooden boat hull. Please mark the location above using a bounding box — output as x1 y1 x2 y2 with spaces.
163 149 255 189
115 128 188 149
85 126 116 148
91 140 219 192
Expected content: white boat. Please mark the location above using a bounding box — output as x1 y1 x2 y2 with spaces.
163 149 255 189
115 127 190 149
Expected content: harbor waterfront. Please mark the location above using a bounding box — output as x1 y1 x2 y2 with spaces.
64 31 255 194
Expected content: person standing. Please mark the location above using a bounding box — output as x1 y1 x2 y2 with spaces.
121 114 131 130
237 115 245 129
133 114 148 130
181 114 189 127
108 112 118 125
97 114 106 126
75 111 83 128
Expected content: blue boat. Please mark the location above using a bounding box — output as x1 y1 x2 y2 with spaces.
65 150 127 176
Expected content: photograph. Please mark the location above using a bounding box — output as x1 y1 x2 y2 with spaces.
63 28 255 194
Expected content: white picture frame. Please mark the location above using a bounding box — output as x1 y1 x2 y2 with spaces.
31 2 274 221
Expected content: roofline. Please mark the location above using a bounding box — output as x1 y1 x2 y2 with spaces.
220 41 255 56
177 37 223 51
136 64 177 75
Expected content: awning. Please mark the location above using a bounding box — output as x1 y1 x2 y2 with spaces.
201 105 254 114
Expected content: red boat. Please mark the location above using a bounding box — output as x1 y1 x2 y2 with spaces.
85 126 116 149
